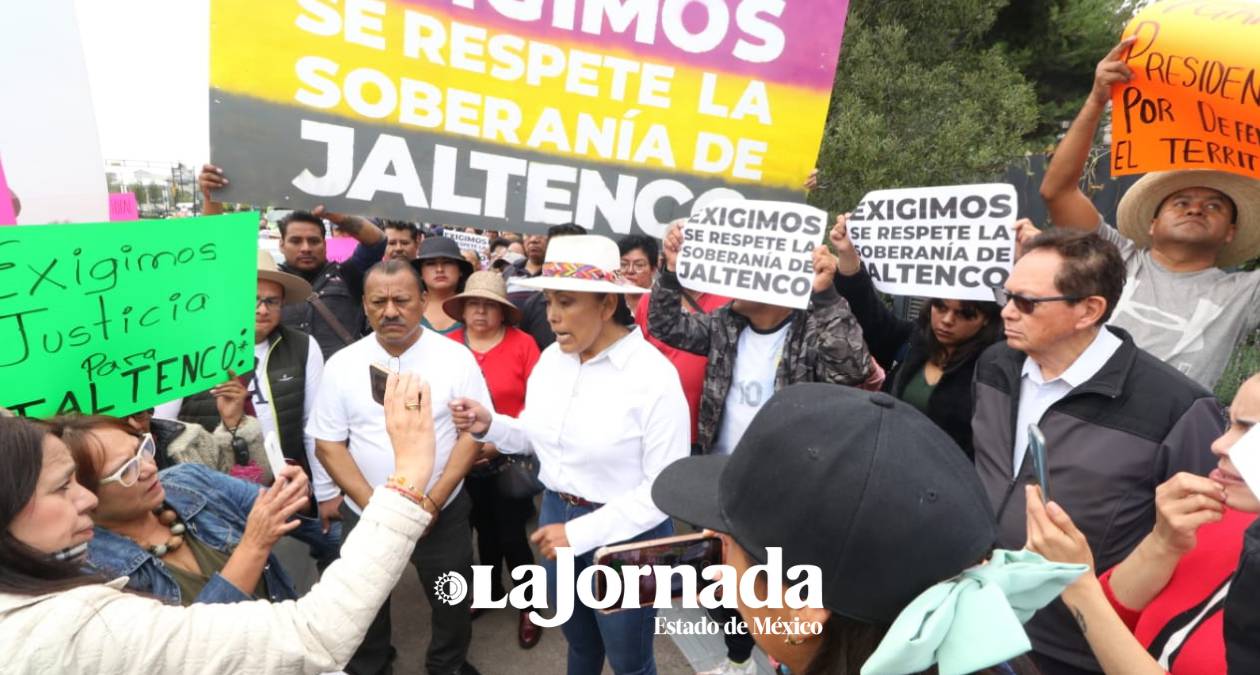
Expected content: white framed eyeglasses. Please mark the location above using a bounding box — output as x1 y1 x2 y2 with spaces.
98 433 157 487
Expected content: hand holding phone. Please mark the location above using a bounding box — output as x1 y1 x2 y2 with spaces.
370 363 393 405
1028 424 1050 504
592 533 724 611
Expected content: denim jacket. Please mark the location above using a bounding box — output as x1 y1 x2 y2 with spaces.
86 463 314 605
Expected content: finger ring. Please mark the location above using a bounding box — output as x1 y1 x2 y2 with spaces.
405 402 421 409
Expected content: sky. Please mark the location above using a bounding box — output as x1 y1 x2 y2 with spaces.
76 0 210 166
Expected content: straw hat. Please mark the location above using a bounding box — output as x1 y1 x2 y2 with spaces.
257 249 312 304
442 271 523 324
1116 169 1260 268
513 235 647 294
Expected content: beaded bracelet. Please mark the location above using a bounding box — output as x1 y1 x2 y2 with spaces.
386 473 420 495
385 474 438 516
384 483 422 506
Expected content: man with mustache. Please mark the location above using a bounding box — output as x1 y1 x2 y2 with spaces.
309 259 492 675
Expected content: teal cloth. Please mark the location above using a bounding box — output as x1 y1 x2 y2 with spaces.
861 550 1087 675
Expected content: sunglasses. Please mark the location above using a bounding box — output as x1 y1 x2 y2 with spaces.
992 287 1082 314
928 299 981 321
99 433 157 487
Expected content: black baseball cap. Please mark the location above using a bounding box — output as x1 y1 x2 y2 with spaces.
651 383 998 624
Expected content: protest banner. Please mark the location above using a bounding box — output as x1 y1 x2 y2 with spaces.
1111 1 1260 180
108 193 140 221
677 198 823 309
209 0 850 237
445 229 490 253
846 184 1017 302
0 212 257 419
0 155 14 225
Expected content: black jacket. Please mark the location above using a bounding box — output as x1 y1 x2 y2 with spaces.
972 328 1223 670
181 324 312 478
834 269 990 458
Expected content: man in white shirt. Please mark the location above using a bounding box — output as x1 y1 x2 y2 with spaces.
309 259 492 675
972 229 1221 675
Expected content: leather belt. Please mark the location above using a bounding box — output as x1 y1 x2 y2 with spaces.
555 491 604 509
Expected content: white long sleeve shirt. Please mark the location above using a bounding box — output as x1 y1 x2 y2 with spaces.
482 327 690 555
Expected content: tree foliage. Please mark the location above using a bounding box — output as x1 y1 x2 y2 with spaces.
989 0 1133 146
809 0 1130 213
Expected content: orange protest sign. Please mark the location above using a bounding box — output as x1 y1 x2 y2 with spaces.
1111 1 1260 180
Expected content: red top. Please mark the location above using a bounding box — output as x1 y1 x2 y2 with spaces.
1098 507 1257 675
447 326 540 417
633 291 731 445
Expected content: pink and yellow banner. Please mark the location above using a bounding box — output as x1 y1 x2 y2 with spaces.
210 0 849 236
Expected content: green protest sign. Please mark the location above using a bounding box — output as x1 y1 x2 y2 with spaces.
0 213 257 418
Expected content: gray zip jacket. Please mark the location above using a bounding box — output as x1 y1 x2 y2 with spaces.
971 326 1224 671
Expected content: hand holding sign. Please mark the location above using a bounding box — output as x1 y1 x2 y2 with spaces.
1091 37 1136 107
199 164 228 195
811 246 839 293
662 219 685 273
828 213 862 276
211 371 248 430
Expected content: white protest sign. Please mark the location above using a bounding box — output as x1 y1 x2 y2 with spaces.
847 184 1017 301
444 231 490 254
1230 424 1260 496
677 199 825 310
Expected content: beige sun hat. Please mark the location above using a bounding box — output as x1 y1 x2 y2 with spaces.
257 249 313 304
1116 169 1260 268
443 271 524 325
512 235 648 294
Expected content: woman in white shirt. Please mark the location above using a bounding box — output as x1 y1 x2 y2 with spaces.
451 235 690 675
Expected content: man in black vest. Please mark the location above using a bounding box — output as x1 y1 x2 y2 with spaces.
178 250 341 565
199 164 388 359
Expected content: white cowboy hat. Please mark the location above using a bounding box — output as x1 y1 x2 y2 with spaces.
1116 169 1260 268
513 235 648 294
257 248 313 304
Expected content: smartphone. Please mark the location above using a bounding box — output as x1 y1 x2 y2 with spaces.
369 363 393 405
1028 423 1050 504
592 533 724 612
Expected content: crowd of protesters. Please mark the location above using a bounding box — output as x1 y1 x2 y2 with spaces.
3 38 1260 675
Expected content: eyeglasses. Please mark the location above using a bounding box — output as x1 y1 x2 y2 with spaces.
256 297 283 310
928 299 981 321
99 433 157 487
620 260 652 272
991 287 1081 314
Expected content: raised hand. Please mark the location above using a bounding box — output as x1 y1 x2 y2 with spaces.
1090 36 1138 107
828 213 862 276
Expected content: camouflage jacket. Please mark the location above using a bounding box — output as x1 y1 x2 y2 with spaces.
648 269 872 453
